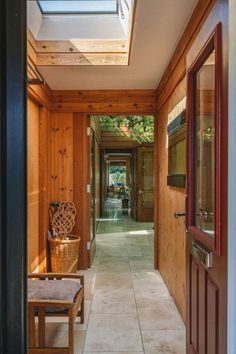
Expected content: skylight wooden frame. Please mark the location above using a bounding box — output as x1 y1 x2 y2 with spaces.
37 0 119 15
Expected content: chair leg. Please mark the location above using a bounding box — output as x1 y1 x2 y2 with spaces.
38 308 46 347
69 309 74 354
81 298 85 324
28 306 35 348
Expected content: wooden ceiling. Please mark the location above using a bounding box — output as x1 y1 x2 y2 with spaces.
28 28 130 66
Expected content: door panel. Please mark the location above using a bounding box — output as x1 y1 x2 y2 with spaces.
137 147 154 222
186 5 228 353
90 127 96 264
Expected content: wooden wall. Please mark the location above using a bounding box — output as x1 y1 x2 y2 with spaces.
51 90 156 114
49 113 74 201
155 0 216 321
91 118 101 225
27 98 50 273
28 99 40 272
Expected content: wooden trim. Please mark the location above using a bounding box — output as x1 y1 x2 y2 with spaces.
27 28 37 51
186 24 222 255
37 52 129 66
154 112 159 269
51 90 156 114
73 113 90 269
36 39 128 53
127 0 137 65
27 83 52 110
29 349 69 354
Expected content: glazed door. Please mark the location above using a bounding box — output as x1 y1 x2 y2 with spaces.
186 21 227 354
90 127 96 263
137 147 154 221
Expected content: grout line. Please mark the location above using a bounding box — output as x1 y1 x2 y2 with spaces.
128 239 145 354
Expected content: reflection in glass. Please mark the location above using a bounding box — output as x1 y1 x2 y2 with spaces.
90 129 96 242
195 50 215 237
142 151 154 208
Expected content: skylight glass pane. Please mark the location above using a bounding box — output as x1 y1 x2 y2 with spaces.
38 0 118 14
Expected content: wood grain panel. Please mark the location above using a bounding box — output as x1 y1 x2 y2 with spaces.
49 113 74 202
51 90 156 114
190 259 199 353
156 78 187 320
73 113 90 269
206 277 219 354
36 39 128 53
37 53 128 66
28 99 40 272
28 82 52 111
38 106 50 270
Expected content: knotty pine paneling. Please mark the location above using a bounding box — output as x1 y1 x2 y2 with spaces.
28 99 40 272
39 106 50 270
51 90 156 114
156 78 187 320
155 0 217 322
49 113 74 202
73 113 90 269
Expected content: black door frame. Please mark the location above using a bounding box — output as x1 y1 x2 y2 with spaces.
0 0 27 353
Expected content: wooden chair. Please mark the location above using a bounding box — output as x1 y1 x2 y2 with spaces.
28 273 84 354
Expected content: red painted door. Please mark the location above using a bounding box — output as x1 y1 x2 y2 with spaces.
186 5 228 353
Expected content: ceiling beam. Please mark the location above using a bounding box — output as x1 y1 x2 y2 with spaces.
36 39 129 53
36 52 129 66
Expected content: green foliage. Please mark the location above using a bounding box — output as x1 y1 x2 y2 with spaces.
93 115 154 143
111 171 126 185
109 166 126 173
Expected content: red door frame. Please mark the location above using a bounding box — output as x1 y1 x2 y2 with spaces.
186 24 222 255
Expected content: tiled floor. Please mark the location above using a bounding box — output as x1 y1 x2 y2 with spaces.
45 200 186 354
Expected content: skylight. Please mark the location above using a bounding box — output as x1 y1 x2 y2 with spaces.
37 0 118 15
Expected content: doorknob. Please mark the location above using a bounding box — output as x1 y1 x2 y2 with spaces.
174 211 186 219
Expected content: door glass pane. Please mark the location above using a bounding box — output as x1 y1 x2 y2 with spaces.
195 50 215 237
142 151 154 208
90 129 95 241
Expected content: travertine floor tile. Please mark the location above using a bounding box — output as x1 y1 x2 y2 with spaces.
142 330 186 354
91 288 136 314
84 314 143 352
44 208 185 354
137 300 185 330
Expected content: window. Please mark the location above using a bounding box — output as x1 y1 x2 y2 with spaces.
37 0 118 15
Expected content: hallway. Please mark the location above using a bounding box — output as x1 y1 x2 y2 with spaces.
45 215 186 354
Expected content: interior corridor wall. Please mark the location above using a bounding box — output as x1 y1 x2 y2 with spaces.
27 98 50 273
49 112 89 269
91 118 101 227
156 79 187 320
155 0 216 321
28 99 40 272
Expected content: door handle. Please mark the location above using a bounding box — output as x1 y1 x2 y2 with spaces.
174 211 186 219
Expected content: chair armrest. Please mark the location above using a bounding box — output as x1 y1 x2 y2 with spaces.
28 273 84 286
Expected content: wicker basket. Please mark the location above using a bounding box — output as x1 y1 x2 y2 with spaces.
48 235 80 273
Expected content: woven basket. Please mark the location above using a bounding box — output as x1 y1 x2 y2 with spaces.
48 235 80 273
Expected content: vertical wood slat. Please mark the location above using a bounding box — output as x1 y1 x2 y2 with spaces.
28 99 40 272
49 113 73 202
190 259 199 352
39 106 50 269
206 277 219 354
73 113 90 270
